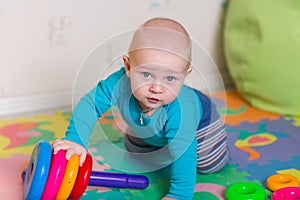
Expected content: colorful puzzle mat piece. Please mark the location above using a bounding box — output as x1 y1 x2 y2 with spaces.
0 90 299 199
0 112 71 199
227 117 300 167
213 90 281 125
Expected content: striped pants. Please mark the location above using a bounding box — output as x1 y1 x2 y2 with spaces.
194 89 229 173
196 117 229 173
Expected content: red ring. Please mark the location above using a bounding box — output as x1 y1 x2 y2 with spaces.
68 153 93 199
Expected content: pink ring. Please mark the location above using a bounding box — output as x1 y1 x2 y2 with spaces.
40 150 67 200
272 187 300 200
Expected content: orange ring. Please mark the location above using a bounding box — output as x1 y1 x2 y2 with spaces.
266 174 299 191
55 155 80 200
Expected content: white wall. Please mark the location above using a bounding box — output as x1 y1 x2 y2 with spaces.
0 0 232 115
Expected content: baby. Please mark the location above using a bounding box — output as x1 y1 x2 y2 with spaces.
53 17 229 200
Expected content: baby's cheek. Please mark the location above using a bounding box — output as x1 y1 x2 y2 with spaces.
132 88 146 102
164 91 178 104
131 79 149 92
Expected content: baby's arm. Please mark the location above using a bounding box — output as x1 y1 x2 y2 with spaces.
52 139 87 166
51 89 99 166
52 69 126 166
163 93 200 199
166 138 197 200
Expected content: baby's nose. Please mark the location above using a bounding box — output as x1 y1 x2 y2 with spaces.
149 83 163 93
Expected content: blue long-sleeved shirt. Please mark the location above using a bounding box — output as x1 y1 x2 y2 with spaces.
64 67 202 199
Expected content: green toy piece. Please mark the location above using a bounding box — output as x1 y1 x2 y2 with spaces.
224 0 300 115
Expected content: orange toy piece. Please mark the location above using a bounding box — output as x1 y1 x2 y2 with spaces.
266 174 299 191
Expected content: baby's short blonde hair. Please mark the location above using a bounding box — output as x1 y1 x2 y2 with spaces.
129 17 192 68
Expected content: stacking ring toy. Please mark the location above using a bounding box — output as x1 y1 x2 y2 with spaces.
266 174 299 191
271 187 300 200
22 140 149 200
225 182 266 200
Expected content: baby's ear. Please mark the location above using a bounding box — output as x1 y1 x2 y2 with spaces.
186 67 192 75
122 55 131 77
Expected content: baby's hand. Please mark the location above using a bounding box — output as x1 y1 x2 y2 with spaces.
52 139 87 167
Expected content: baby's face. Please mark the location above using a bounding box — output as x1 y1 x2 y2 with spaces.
125 49 191 111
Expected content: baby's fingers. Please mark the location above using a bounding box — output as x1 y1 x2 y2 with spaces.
65 148 76 160
79 153 87 167
52 140 71 154
65 147 87 167
66 150 87 167
52 140 87 166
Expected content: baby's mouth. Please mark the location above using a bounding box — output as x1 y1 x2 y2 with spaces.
147 97 160 104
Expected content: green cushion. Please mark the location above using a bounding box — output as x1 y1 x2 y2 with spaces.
224 0 300 115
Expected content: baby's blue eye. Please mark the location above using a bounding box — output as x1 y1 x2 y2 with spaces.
166 76 175 81
143 72 151 78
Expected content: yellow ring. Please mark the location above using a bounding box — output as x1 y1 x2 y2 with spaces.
266 174 299 192
55 155 80 200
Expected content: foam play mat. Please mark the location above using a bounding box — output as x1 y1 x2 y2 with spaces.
1 90 299 199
